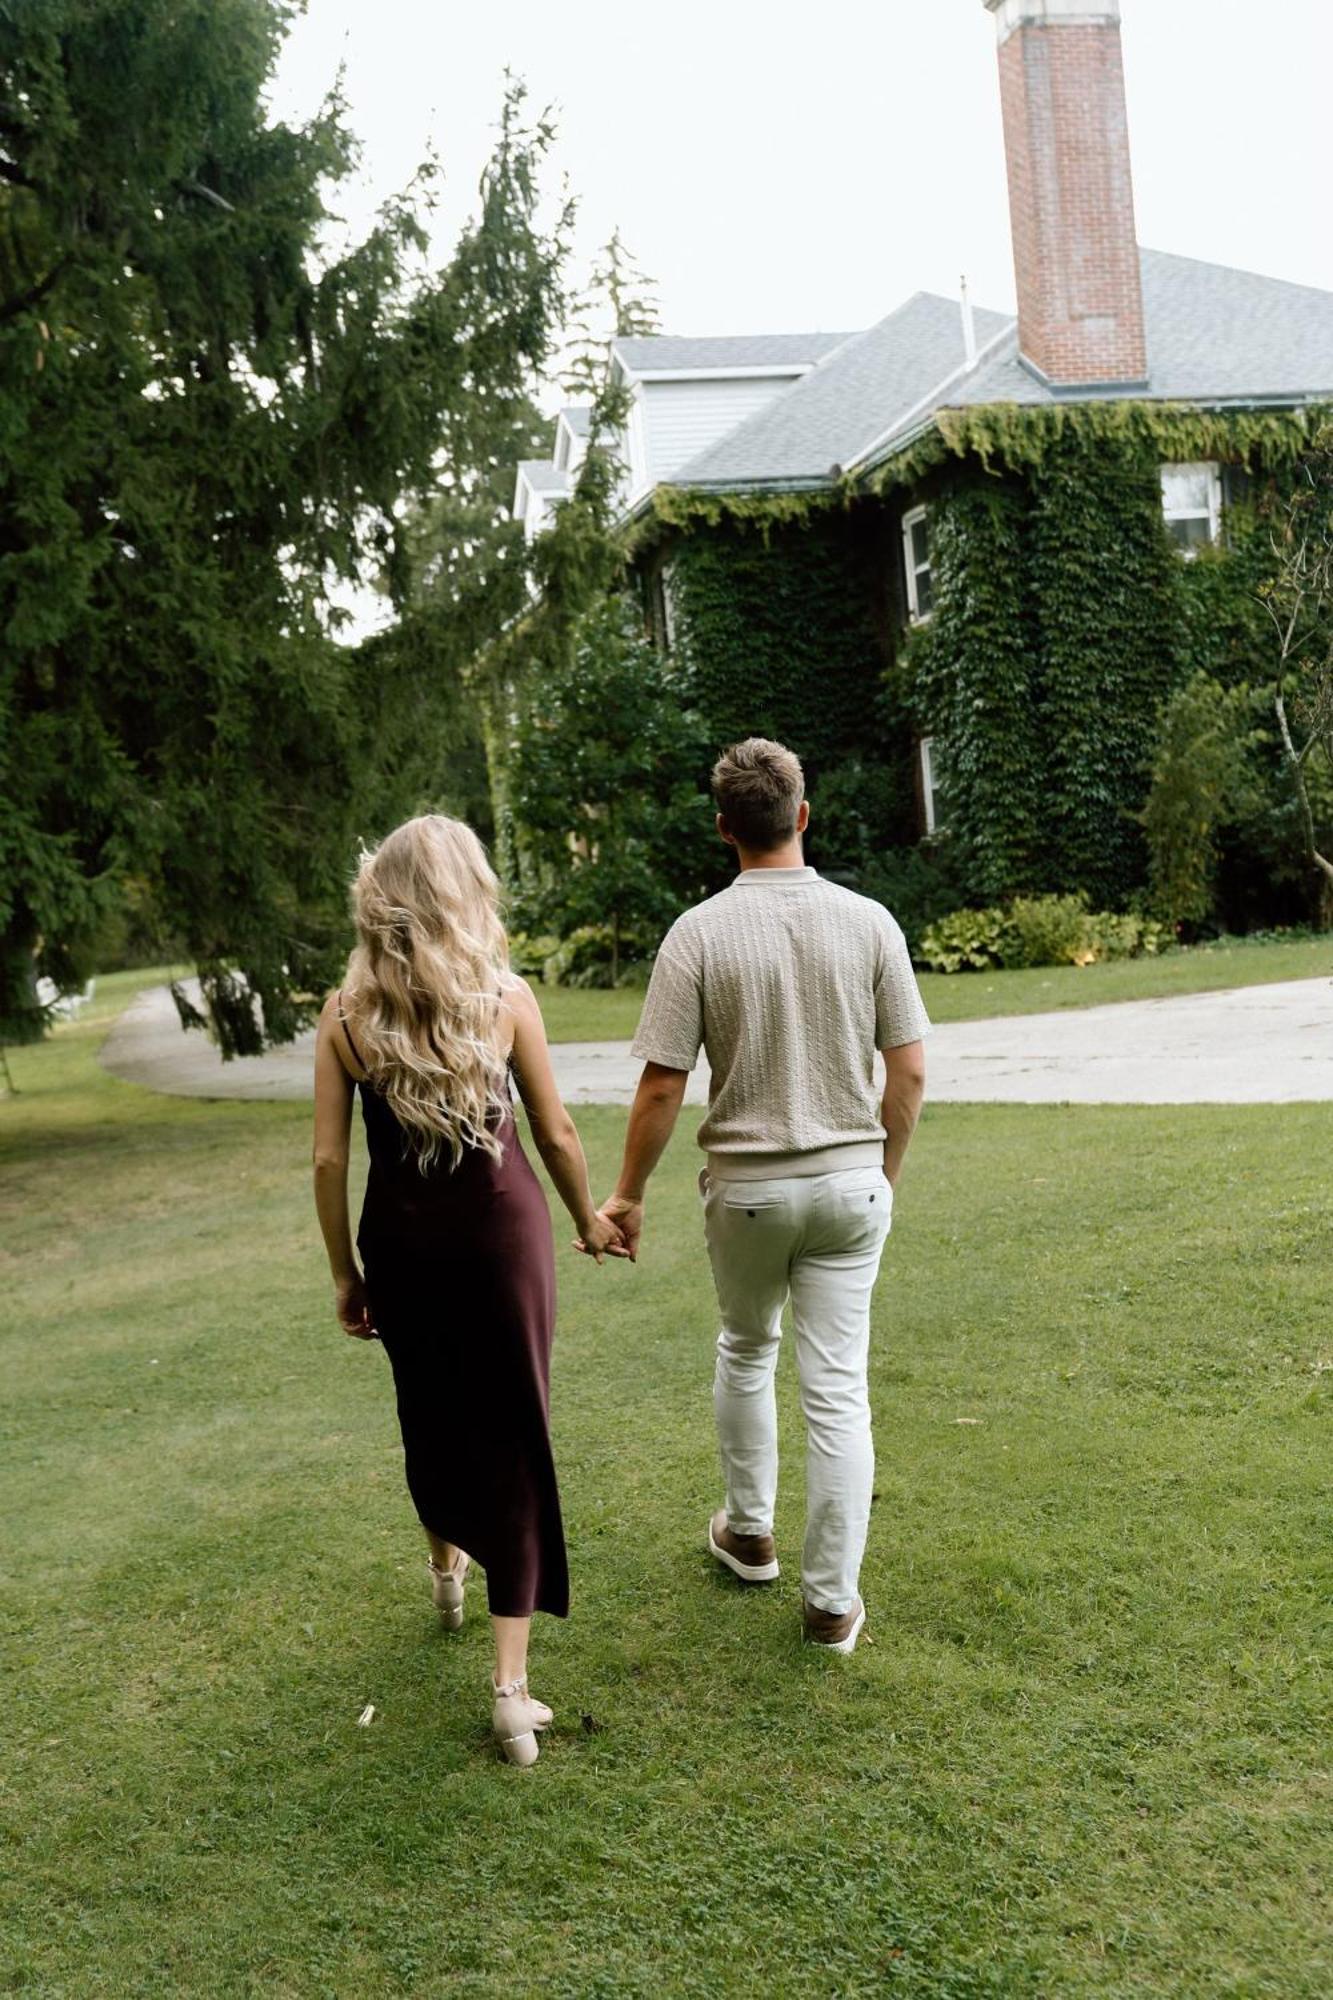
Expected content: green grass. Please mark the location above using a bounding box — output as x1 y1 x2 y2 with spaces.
3 980 1330 1996
532 934 1333 1042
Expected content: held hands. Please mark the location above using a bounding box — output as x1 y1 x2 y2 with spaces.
596 1193 644 1264
335 1271 378 1339
572 1209 632 1264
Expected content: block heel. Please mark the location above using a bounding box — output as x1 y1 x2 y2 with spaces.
491 1675 552 1769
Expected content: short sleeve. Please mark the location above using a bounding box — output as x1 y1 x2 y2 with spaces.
630 929 704 1071
874 911 931 1049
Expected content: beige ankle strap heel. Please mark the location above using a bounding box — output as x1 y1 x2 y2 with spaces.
427 1553 469 1631
491 1674 553 1768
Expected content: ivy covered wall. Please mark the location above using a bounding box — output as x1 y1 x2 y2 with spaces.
644 401 1330 923
662 508 919 874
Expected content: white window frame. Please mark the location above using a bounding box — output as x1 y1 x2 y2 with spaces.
920 736 943 836
902 504 933 623
1160 462 1222 557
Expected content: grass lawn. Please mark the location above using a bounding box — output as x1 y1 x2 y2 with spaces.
534 933 1333 1042
4 978 1330 1996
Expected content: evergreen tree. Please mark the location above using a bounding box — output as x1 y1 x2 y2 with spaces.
0 1 567 1050
510 599 713 982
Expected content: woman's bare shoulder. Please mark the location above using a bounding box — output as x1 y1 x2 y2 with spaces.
501 975 546 1039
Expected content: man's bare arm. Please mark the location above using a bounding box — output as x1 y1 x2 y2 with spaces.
881 1039 926 1189
600 1061 690 1259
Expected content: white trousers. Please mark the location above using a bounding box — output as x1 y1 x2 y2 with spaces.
702 1165 893 1616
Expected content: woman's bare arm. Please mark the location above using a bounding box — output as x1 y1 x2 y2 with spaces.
506 980 626 1262
313 993 375 1335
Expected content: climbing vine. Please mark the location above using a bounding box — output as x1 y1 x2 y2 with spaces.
621 401 1333 923
904 480 1044 900
664 508 917 873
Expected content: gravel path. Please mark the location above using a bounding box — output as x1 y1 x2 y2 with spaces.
99 976 1333 1105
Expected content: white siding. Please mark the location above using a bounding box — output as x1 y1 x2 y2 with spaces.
553 415 588 477
636 375 801 489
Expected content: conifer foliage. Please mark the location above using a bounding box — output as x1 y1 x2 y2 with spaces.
0 1 565 1049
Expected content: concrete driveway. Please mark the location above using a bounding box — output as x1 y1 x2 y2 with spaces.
99 976 1333 1105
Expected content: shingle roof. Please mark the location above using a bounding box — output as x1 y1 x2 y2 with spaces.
516 459 570 493
613 331 853 375
942 251 1333 424
558 405 592 436
664 250 1333 493
671 294 1012 488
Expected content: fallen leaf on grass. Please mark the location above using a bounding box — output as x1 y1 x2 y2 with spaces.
953 1417 983 1426
357 1704 375 1728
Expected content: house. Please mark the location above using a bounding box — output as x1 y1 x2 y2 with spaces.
514 0 1333 918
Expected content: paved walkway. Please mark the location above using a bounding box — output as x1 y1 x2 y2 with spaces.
100 976 1333 1105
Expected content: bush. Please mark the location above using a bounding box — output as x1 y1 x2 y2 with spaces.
1005 892 1093 968
506 931 561 979
918 895 1169 973
1141 673 1260 928
917 906 1013 973
1086 909 1170 960
540 926 651 990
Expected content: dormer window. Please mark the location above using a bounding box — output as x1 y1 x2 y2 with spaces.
902 505 933 621
1161 463 1222 555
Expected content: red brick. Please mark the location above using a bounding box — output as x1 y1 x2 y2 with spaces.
994 16 1147 384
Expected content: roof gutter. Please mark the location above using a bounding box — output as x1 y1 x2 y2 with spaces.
853 387 1333 486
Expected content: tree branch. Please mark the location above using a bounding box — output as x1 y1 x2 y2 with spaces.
1274 686 1333 883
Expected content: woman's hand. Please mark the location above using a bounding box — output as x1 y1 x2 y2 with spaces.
573 1212 630 1265
335 1272 377 1338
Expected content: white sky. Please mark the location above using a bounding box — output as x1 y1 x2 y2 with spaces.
270 0 1333 349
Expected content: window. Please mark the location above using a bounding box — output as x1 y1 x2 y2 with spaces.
920 736 944 836
902 505 933 621
1160 462 1222 555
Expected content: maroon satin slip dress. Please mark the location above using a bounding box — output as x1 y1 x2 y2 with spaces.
341 1008 568 1619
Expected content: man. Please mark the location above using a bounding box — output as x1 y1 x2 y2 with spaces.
599 738 929 1653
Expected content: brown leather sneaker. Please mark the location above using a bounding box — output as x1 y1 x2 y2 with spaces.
708 1509 780 1583
802 1596 866 1654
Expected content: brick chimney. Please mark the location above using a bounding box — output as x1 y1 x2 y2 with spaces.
985 0 1148 388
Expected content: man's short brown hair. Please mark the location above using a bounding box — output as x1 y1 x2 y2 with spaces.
711 737 805 852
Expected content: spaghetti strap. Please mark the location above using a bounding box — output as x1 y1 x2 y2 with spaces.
336 991 367 1074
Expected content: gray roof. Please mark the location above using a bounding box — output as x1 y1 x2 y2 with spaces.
613 331 853 375
944 251 1333 423
558 405 592 436
672 294 1012 488
666 250 1333 493
516 459 570 493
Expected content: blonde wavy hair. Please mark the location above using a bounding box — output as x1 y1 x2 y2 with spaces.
341 815 515 1168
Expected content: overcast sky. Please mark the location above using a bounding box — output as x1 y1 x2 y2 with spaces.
269 0 1332 357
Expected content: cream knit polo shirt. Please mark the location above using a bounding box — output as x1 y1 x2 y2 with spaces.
630 866 930 1181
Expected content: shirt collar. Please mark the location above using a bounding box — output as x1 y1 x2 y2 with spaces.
730 866 819 886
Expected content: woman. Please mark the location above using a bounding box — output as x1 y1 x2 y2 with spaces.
312 815 623 1767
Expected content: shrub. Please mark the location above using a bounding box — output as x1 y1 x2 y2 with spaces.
1085 909 1170 960
917 906 1013 973
540 925 651 990
1005 893 1093 968
506 931 561 979
919 895 1170 973
1141 673 1260 928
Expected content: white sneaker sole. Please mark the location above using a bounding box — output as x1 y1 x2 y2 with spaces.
806 1602 866 1654
708 1522 780 1583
